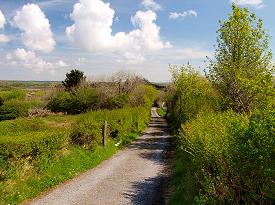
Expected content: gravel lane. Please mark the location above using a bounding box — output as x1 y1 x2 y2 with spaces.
27 108 171 205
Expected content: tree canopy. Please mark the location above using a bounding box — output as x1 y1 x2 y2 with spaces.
62 69 86 91
207 4 274 113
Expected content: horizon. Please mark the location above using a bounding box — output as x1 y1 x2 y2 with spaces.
0 0 274 82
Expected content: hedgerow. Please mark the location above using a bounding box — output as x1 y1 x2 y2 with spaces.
71 107 151 149
172 110 274 204
168 5 275 205
0 105 152 204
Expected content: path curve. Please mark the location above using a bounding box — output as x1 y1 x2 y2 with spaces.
27 107 171 205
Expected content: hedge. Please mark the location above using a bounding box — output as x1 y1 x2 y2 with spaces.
172 110 275 204
70 107 151 149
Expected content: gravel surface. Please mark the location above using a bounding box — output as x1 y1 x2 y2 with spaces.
27 108 171 205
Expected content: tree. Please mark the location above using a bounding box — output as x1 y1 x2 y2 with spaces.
207 4 274 114
62 69 86 91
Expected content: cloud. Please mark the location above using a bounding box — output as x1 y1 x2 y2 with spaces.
169 10 198 20
66 0 170 63
37 0 68 8
6 48 67 74
117 52 146 65
13 4 56 53
153 47 212 60
0 10 10 43
141 0 162 11
232 0 264 7
0 34 10 43
0 10 6 29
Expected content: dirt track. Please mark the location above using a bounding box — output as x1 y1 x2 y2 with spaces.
27 108 171 205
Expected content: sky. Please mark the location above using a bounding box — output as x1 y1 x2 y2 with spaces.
0 0 274 82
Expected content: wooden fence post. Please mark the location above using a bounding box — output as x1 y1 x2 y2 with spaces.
103 121 107 146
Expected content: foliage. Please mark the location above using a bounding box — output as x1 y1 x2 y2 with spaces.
0 141 117 205
207 4 274 114
0 131 67 173
71 107 151 149
47 87 98 114
166 64 222 129
0 105 151 204
0 88 46 121
103 94 130 110
62 69 86 91
172 110 274 204
48 82 158 114
130 84 159 108
156 108 166 117
0 107 18 121
0 97 3 107
0 89 26 101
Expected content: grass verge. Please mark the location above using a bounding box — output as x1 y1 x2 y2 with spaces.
1 142 117 204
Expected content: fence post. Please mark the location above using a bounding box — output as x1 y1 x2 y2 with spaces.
103 121 107 147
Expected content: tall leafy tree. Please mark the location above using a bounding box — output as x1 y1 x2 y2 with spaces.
62 69 86 91
207 4 274 113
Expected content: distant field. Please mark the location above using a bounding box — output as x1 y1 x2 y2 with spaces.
0 80 60 89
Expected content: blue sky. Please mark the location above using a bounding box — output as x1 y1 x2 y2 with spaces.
0 0 274 82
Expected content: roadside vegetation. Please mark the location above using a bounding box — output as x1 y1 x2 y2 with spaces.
0 70 158 204
168 5 275 205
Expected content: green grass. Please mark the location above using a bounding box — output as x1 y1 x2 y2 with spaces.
156 108 166 117
0 142 117 204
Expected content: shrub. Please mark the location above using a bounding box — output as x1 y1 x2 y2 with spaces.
47 91 71 113
70 107 151 149
2 99 42 117
173 110 274 204
0 107 18 121
0 131 67 174
166 64 222 129
130 84 158 107
104 94 130 109
47 88 98 114
73 86 98 111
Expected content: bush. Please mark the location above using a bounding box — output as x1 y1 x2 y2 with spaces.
166 64 222 129
0 131 67 175
173 110 274 204
47 87 98 114
0 107 18 121
104 94 130 110
130 84 158 108
70 107 151 149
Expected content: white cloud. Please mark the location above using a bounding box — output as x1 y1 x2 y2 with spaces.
66 0 170 64
0 10 6 29
169 10 198 20
117 52 146 65
37 0 68 8
141 0 162 11
0 10 10 43
13 4 56 53
152 47 212 60
0 34 10 43
232 0 263 7
6 48 67 74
